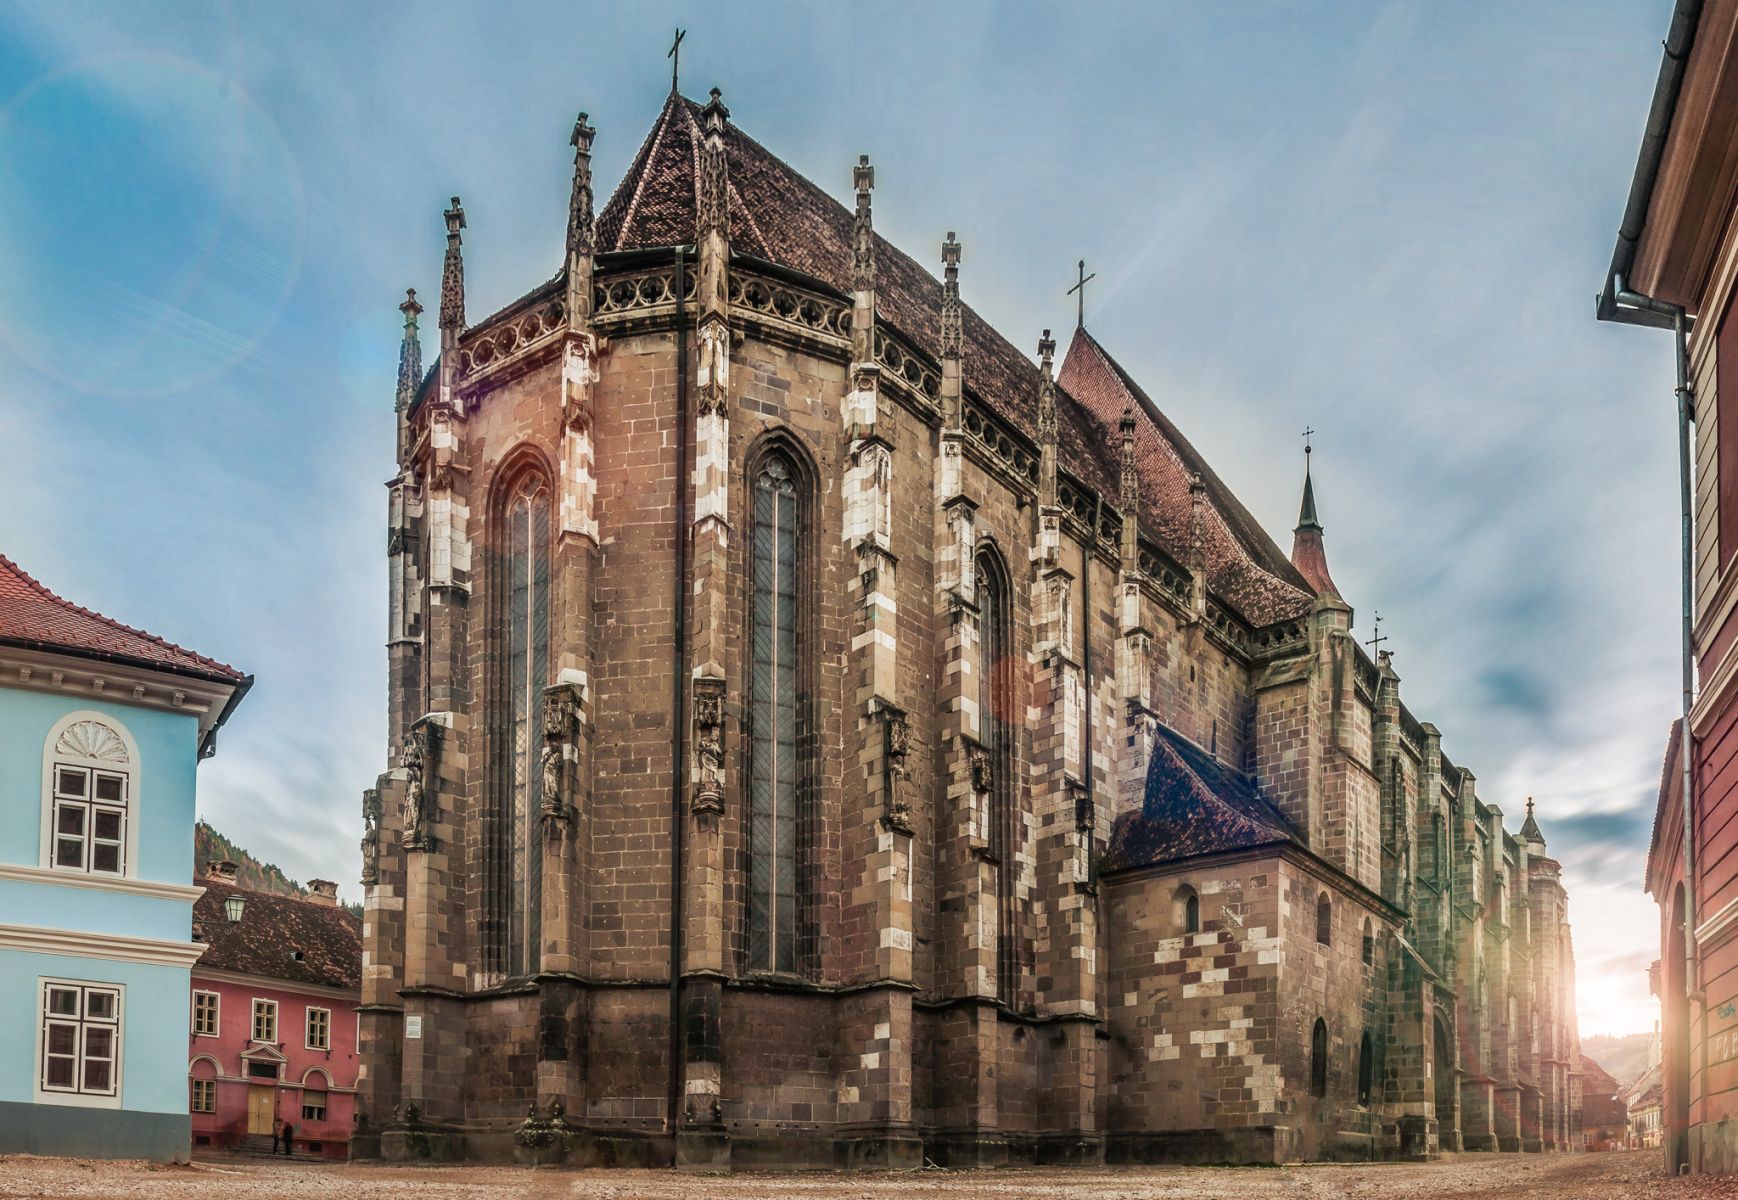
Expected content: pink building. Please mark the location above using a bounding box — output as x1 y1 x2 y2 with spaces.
187 862 361 1158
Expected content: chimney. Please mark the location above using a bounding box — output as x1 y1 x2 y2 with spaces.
307 879 339 907
206 859 239 883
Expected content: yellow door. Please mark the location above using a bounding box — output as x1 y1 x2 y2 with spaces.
247 1086 275 1135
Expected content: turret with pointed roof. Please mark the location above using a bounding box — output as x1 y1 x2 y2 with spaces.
1289 446 1340 599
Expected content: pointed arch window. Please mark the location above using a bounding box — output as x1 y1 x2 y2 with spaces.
1357 1030 1374 1106
1315 891 1332 946
1311 1018 1329 1097
749 450 806 974
491 469 551 978
977 546 1018 1005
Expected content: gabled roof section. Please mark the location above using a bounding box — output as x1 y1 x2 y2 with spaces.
1058 328 1314 625
1102 722 1302 873
595 92 1125 508
194 882 361 992
0 555 246 684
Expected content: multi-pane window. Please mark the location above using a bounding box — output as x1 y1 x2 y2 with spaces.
305 1007 330 1051
749 453 802 974
496 475 550 978
40 981 121 1098
302 1081 328 1121
977 548 1017 1005
190 1078 216 1113
45 718 132 877
51 764 128 875
251 999 277 1043
192 991 219 1037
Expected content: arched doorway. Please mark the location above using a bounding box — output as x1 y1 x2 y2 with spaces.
1434 1012 1458 1148
1665 883 1692 1174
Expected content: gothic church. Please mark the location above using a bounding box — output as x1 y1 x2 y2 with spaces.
356 83 1583 1168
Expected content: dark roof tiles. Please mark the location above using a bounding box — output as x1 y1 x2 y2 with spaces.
1103 722 1302 872
193 882 361 993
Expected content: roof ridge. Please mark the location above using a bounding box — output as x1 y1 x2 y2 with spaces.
1072 328 1313 603
0 555 243 680
610 91 683 250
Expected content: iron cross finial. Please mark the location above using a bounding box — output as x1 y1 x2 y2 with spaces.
1302 425 1315 456
668 28 686 94
1366 611 1389 656
1066 259 1096 329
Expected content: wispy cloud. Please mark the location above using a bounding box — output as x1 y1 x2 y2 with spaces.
0 0 1681 1036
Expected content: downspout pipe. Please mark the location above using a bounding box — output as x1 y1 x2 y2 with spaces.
1082 494 1100 884
668 244 692 1140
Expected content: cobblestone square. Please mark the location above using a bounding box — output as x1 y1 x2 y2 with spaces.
0 1153 1716 1200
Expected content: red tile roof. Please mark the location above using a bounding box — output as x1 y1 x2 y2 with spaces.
193 881 360 992
597 95 1310 628
1059 329 1315 625
0 555 246 683
1102 722 1302 872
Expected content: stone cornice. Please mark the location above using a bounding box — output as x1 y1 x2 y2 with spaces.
0 644 236 747
0 921 206 968
0 862 204 904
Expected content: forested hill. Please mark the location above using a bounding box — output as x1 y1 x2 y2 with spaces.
1583 1032 1655 1087
194 821 308 897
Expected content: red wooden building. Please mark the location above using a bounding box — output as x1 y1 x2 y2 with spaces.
187 861 361 1158
1603 0 1738 1177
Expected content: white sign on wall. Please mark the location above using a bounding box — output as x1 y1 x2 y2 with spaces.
406 1014 423 1040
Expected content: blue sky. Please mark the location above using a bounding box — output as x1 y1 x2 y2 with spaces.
0 1 1679 1036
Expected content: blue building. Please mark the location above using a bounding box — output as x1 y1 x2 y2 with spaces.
0 555 248 1161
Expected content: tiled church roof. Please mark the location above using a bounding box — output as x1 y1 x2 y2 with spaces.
0 555 246 683
1103 722 1302 872
1058 329 1315 623
194 881 361 992
597 93 1308 628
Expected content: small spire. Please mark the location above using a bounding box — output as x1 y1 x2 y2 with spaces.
1520 796 1545 848
439 197 466 334
395 289 423 413
696 89 730 241
1296 438 1322 534
940 231 961 357
852 155 876 295
567 112 596 257
1120 404 1140 567
1289 435 1340 598
1037 329 1058 505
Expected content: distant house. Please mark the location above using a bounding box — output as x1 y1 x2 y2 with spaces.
1579 1055 1628 1151
188 863 361 1158
0 555 248 1161
1626 1064 1664 1151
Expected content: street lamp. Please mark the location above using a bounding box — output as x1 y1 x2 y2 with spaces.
224 894 245 923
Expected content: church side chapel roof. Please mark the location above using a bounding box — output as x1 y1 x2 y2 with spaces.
595 94 1316 626
0 554 246 684
1058 328 1315 623
194 880 361 992
1102 722 1303 873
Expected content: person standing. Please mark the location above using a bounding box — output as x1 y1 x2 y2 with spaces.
270 1116 284 1155
280 1119 294 1156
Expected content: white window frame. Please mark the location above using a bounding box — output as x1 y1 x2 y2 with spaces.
39 711 140 880
190 1077 216 1113
192 990 220 1037
305 1006 330 1051
34 977 123 1109
252 998 278 1044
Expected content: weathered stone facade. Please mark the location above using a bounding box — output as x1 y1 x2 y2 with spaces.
354 88 1581 1168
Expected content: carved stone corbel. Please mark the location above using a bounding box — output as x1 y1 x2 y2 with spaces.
880 704 914 835
401 721 439 852
968 742 995 859
693 677 726 815
540 684 580 830
360 787 383 885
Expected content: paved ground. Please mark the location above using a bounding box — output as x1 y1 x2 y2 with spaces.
0 1151 1718 1199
